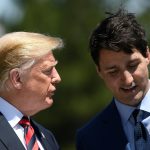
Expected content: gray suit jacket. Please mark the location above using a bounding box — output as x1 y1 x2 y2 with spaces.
0 112 59 150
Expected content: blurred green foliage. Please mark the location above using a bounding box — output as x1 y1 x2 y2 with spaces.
2 0 150 149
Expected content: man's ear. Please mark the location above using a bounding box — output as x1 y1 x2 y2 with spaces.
146 46 150 58
146 46 150 64
9 68 22 89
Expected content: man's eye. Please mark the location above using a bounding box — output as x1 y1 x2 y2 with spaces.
129 63 138 68
108 70 118 76
44 69 52 75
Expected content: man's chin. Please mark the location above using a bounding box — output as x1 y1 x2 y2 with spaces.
45 97 54 106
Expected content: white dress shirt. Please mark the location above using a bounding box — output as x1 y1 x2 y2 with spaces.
0 97 44 150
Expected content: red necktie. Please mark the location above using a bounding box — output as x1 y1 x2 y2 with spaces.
19 116 40 150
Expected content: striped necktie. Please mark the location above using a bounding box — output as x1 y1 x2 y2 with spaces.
19 116 40 150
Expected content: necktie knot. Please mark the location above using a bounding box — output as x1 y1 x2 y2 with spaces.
130 109 150 125
132 109 141 123
19 116 31 127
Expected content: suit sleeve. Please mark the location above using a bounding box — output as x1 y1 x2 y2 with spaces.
76 129 86 150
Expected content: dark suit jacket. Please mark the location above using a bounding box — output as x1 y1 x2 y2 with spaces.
76 100 128 150
0 112 59 150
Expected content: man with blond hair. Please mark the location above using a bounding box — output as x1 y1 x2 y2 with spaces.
0 32 63 150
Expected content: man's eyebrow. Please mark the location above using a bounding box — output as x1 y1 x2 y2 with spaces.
50 60 58 67
129 59 140 63
104 65 117 70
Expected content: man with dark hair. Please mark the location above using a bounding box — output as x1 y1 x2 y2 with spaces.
76 9 150 150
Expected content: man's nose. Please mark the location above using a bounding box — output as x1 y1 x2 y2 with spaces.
121 70 133 85
51 68 61 84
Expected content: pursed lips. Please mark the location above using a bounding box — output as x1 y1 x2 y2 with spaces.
48 90 56 98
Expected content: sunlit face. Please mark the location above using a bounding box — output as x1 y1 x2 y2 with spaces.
98 49 150 106
18 52 61 115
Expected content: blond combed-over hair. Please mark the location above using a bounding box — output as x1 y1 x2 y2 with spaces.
0 31 63 89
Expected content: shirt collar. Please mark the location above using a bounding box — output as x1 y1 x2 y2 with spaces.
115 99 134 125
138 87 150 113
0 97 23 128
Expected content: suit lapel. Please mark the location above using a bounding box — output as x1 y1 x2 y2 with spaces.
102 100 128 150
0 112 25 150
40 135 55 150
31 120 57 150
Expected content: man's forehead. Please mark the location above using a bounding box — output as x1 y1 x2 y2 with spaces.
41 59 58 67
41 52 56 61
99 50 142 69
35 53 58 67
